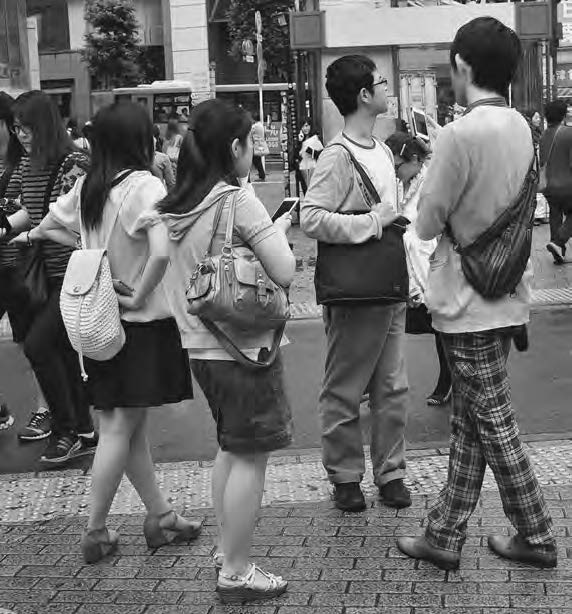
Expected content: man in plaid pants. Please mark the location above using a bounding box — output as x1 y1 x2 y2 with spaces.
397 17 557 570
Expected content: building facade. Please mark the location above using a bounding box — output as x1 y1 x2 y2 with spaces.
1 0 39 96
316 0 543 142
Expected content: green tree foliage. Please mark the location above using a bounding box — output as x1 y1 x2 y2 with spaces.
82 0 142 90
227 0 295 83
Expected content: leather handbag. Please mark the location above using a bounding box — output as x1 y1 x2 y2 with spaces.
315 143 409 305
19 158 63 312
186 191 290 369
538 126 561 193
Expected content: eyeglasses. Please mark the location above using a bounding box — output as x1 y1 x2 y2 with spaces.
13 124 32 138
372 78 388 88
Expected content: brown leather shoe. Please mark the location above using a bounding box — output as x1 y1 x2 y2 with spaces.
397 536 460 571
488 534 557 568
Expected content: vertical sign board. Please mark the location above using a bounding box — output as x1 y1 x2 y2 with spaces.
0 0 30 93
280 91 291 197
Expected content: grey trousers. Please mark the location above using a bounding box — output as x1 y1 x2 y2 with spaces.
319 303 409 486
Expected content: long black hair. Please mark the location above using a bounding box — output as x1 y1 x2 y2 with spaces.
81 102 154 230
159 99 253 215
13 90 76 170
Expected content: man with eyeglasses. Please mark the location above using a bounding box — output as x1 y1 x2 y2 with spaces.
301 55 411 512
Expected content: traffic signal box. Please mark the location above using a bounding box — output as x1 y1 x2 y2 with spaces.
516 0 563 47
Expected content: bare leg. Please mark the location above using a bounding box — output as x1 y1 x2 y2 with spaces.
221 452 269 575
124 410 171 517
88 408 142 531
212 449 232 554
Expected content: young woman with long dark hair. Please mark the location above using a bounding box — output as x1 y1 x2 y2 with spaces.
385 132 452 406
10 91 93 458
0 92 32 430
29 101 197 564
160 99 295 603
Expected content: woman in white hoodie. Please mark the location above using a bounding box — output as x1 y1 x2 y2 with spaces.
28 102 198 564
386 132 452 406
160 99 296 604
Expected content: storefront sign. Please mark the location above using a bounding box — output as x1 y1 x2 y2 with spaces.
266 122 283 155
555 64 572 88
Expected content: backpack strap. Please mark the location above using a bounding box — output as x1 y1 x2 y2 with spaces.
79 169 139 250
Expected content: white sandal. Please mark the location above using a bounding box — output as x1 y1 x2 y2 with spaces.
217 563 288 604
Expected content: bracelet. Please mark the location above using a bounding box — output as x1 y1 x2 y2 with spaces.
27 231 32 247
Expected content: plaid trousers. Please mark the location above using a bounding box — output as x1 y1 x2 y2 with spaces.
425 330 556 554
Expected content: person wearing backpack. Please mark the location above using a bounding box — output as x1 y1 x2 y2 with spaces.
27 101 196 564
160 99 295 604
300 56 411 514
397 18 557 570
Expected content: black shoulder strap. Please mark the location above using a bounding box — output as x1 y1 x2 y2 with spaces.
332 142 382 205
0 164 15 199
44 155 69 216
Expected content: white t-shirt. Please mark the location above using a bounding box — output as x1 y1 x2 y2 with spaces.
343 135 397 211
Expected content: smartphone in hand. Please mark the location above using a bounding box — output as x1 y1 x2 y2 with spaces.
271 198 300 223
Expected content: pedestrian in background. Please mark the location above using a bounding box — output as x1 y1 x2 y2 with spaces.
152 146 176 192
301 55 411 513
385 131 452 406
153 124 164 153
295 119 323 195
540 100 572 264
162 118 183 169
0 92 31 432
10 91 95 464
251 112 268 182
398 17 557 570
30 101 196 564
161 99 294 603
67 118 90 152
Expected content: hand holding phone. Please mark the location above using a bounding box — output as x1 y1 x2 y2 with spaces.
271 198 300 223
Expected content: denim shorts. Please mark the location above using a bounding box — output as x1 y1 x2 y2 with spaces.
191 351 293 454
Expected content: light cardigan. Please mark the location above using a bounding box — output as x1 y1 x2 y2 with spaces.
416 104 533 334
398 166 437 301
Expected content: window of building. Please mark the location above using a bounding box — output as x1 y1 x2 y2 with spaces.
27 0 70 52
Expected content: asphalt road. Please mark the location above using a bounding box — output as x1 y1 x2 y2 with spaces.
1 307 571 474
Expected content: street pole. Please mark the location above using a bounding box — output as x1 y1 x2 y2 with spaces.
255 10 264 122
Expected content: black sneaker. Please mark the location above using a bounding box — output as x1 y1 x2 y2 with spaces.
0 403 14 431
333 483 367 512
379 479 412 509
40 434 79 465
70 432 99 459
18 408 51 442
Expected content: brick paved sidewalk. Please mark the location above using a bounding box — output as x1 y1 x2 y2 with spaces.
1 487 572 614
1 441 572 613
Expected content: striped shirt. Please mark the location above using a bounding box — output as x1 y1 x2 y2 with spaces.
20 152 89 279
0 158 23 270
